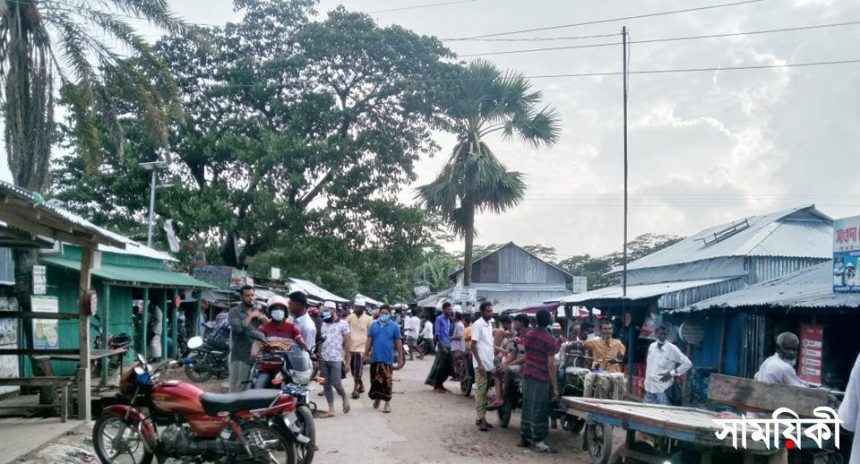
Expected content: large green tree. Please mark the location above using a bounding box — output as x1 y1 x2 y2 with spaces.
50 1 453 298
417 60 560 287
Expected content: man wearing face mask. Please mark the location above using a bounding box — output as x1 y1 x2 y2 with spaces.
754 332 807 387
228 285 268 392
364 305 404 413
754 332 810 464
253 296 309 389
644 325 691 405
346 298 373 399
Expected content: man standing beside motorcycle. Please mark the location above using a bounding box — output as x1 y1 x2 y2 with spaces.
288 291 317 352
228 285 267 392
253 296 309 389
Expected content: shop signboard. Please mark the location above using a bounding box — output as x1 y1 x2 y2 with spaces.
833 215 860 293
798 323 824 385
32 295 59 350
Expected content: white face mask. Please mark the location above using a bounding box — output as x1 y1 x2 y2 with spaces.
271 309 285 322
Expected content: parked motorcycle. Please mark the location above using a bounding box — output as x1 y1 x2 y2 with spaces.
92 354 309 464
91 316 131 370
182 336 230 383
250 347 317 464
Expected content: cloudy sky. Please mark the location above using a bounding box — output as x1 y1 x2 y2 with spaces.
2 0 858 259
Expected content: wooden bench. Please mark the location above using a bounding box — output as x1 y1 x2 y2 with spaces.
0 377 75 422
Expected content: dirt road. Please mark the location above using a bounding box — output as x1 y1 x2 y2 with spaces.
13 355 593 464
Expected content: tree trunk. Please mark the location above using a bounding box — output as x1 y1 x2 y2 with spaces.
462 200 475 287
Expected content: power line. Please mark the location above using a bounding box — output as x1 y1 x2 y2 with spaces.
458 21 860 57
446 0 766 40
204 59 860 88
449 32 622 42
367 0 478 14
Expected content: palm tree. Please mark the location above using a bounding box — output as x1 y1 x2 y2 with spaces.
417 60 560 287
0 0 183 193
0 0 182 334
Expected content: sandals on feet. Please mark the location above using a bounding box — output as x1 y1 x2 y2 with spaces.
383 403 391 413
534 443 557 454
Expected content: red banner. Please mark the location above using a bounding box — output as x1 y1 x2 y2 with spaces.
798 323 824 385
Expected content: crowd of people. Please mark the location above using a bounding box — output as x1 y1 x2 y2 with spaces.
192 288 843 461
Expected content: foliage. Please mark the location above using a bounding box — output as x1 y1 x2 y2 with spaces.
50 1 453 300
417 60 560 286
557 233 683 290
1 0 183 192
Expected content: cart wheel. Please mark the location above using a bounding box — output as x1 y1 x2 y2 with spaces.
585 422 613 464
567 416 586 434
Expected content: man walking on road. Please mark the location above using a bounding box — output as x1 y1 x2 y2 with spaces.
471 302 502 431
319 302 351 417
425 302 453 392
644 325 691 405
403 309 422 360
347 298 373 399
228 285 267 392
364 305 404 413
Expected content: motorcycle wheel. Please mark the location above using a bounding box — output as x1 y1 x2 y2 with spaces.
241 421 297 464
460 376 472 397
497 395 513 428
294 405 315 464
184 353 213 383
92 414 154 464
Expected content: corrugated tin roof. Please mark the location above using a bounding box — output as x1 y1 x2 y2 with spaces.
415 284 571 312
549 278 735 305
674 261 860 312
0 248 13 286
625 206 832 272
355 293 384 306
43 200 176 262
286 277 349 303
0 181 125 249
42 256 215 289
449 242 573 280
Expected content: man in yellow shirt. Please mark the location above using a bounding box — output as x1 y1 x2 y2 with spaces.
346 299 373 399
583 319 627 399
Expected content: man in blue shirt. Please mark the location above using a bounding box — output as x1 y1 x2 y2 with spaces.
364 305 404 413
425 302 454 393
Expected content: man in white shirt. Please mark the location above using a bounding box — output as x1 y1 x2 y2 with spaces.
403 310 422 360
754 332 807 387
644 325 691 405
471 302 502 431
839 353 860 464
420 317 434 354
287 291 316 351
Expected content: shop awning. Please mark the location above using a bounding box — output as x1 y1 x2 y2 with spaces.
548 278 736 306
42 256 215 289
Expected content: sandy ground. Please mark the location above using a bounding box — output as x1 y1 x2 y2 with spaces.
12 355 595 464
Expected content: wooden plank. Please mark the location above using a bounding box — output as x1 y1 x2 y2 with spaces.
0 349 78 356
77 247 93 422
0 377 75 386
707 374 831 417
0 311 80 320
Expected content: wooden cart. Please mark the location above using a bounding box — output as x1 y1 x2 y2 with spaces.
564 374 840 464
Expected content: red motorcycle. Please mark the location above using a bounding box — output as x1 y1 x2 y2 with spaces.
92 354 309 464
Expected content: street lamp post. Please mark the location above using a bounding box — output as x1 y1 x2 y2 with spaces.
139 161 167 247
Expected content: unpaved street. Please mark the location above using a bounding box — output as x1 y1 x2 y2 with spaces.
13 355 592 464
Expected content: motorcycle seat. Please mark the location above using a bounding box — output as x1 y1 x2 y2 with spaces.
199 389 281 415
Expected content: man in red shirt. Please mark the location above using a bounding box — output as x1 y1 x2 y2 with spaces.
253 295 309 389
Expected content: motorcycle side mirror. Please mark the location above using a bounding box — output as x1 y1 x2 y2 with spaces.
187 336 204 350
134 366 145 376
137 353 146 365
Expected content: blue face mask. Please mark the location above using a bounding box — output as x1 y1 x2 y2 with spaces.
546 324 553 330
380 314 390 323
322 311 332 320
